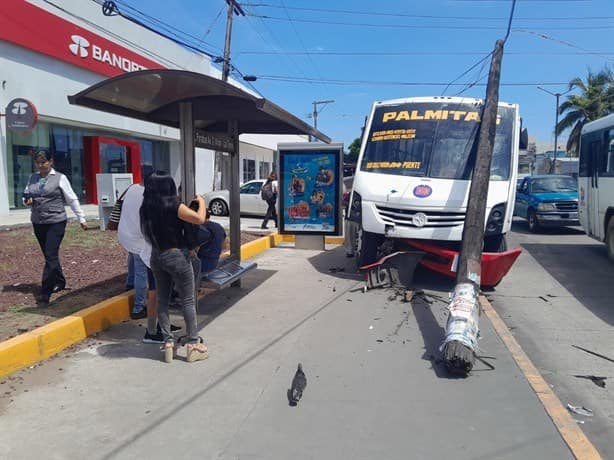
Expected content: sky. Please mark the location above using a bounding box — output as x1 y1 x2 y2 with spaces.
110 0 612 152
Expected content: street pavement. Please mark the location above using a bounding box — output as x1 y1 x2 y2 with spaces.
0 243 577 460
487 220 614 459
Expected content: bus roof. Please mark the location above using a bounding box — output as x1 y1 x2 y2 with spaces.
582 113 614 135
371 96 518 109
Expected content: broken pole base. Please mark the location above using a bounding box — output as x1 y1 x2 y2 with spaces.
443 340 475 375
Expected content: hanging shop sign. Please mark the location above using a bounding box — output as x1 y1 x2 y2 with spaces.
278 142 344 235
5 98 38 132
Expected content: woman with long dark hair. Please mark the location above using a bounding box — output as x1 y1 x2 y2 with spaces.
140 171 208 363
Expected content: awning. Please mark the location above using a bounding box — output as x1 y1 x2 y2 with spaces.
67 69 331 142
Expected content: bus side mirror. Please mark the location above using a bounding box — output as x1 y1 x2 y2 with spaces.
519 128 528 150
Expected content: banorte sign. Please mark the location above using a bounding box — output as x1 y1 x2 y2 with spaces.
67 34 147 73
0 1 164 77
5 98 38 132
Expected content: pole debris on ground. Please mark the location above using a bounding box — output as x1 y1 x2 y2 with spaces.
441 283 481 375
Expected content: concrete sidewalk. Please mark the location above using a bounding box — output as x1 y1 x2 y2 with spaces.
0 244 592 460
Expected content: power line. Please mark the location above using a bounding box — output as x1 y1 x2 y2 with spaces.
241 3 610 21
277 0 333 97
241 5 321 89
248 14 614 31
237 50 614 56
249 75 570 87
517 29 614 62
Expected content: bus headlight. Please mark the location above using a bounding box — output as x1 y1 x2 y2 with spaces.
348 191 362 223
485 203 506 235
537 202 557 212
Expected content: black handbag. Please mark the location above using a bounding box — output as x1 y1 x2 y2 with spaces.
107 186 132 231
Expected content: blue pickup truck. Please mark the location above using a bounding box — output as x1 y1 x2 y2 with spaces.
513 175 579 232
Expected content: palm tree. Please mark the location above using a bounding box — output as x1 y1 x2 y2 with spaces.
556 67 614 155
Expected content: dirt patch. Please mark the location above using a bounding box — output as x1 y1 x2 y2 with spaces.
0 222 262 343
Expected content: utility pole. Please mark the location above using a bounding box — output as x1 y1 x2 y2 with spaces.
537 86 572 174
442 39 504 375
309 99 334 141
214 0 245 191
222 0 245 82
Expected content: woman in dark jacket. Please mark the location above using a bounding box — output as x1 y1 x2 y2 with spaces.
140 171 208 363
24 150 87 305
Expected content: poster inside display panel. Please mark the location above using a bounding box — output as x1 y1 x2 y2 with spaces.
279 146 341 235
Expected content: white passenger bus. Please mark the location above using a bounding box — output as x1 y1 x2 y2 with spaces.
347 96 525 266
578 113 614 261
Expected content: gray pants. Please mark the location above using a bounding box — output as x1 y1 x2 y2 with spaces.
151 248 199 344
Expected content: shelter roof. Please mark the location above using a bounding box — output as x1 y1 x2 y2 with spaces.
68 69 331 142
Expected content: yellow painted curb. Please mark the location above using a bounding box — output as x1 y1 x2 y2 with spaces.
480 296 602 460
0 292 132 379
1 233 344 379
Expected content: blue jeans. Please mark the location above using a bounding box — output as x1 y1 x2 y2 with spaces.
151 248 199 344
130 253 149 313
126 253 135 289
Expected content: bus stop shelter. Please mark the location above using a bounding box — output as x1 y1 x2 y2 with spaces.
68 69 330 267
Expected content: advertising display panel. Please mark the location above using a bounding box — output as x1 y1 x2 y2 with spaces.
278 142 343 235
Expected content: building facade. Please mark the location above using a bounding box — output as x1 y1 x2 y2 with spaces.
0 0 292 216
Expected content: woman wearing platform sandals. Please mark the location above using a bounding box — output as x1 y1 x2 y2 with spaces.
140 171 208 363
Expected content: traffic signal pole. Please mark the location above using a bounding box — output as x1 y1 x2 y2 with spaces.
442 40 504 375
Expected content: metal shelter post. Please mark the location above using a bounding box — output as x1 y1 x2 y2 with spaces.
228 120 241 285
179 102 195 202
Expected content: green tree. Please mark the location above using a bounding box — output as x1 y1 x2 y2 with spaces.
345 137 361 163
556 67 614 155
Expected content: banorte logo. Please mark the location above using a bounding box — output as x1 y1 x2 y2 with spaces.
11 101 29 115
69 35 89 58
67 34 146 72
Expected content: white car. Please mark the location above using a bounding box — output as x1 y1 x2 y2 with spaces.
203 179 268 217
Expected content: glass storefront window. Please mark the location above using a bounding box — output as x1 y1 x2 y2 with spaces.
7 121 171 209
242 158 256 182
259 161 271 179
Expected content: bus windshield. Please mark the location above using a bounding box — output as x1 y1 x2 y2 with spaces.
360 101 515 181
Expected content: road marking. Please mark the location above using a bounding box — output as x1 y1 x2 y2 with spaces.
480 296 602 460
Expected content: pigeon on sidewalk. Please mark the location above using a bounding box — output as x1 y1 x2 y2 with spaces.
287 363 307 406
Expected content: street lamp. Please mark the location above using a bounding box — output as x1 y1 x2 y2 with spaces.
307 100 334 142
537 86 572 173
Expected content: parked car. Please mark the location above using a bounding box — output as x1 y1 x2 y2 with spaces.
513 175 579 232
203 179 268 217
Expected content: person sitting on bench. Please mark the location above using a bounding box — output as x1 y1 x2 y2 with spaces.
198 209 228 276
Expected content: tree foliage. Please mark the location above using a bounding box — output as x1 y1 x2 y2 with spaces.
556 67 614 155
345 137 361 163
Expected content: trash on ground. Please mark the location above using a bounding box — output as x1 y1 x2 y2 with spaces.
567 404 594 417
572 344 614 364
328 267 345 273
573 375 607 388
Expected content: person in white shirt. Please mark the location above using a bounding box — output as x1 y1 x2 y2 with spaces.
118 175 182 343
24 150 87 305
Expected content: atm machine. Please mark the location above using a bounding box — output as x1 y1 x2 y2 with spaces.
96 173 133 230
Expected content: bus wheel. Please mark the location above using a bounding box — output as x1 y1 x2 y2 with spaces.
527 209 540 233
607 217 614 263
484 234 507 253
356 229 379 268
